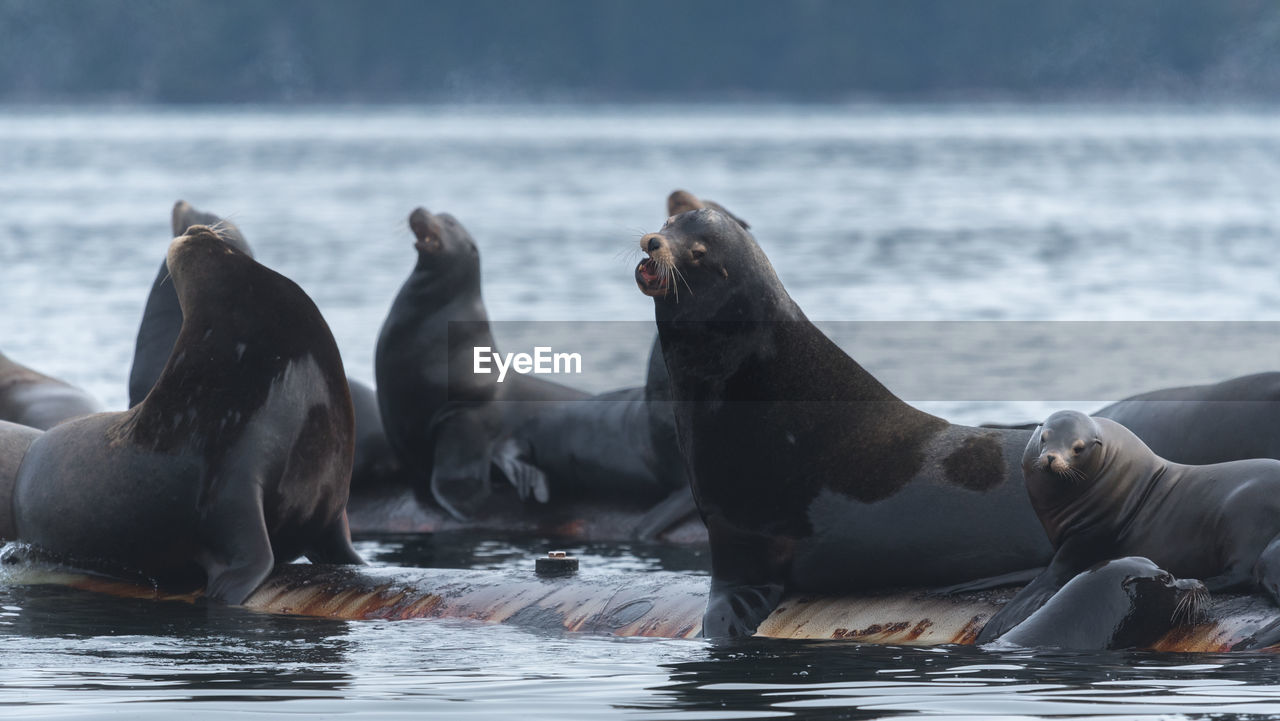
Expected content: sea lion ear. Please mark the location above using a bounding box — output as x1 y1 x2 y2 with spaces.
667 189 705 217
172 200 192 236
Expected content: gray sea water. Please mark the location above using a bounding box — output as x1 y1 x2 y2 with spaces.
4 104 1280 718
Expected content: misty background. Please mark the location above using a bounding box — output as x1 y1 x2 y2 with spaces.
4 0 1280 104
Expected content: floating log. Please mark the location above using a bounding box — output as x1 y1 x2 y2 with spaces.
2 545 1275 651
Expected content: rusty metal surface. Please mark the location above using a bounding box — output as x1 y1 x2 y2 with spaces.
346 486 708 545
6 545 1280 651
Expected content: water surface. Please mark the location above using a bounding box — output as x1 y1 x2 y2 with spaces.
4 104 1280 718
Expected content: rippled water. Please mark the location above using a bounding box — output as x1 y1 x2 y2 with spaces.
4 104 1280 718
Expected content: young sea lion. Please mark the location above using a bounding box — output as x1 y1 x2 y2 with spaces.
977 410 1280 647
990 556 1207 650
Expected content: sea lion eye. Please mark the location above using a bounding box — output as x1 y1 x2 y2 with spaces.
1040 432 1048 444
1071 441 1086 455
690 245 706 262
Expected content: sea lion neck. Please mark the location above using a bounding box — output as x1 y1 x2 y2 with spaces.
405 250 482 306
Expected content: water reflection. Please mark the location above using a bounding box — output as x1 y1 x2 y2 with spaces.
649 639 1280 719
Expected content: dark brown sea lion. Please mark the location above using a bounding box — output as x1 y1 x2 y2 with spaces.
14 225 363 604
127 200 405 490
990 556 1207 650
376 207 693 524
635 207 1052 637
0 352 100 430
977 410 1280 647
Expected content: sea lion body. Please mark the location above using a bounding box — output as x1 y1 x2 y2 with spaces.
0 353 100 430
128 201 401 490
977 410 1280 645
376 207 690 524
15 226 361 603
1094 372 1280 465
992 556 1207 650
0 420 41 541
637 208 1051 637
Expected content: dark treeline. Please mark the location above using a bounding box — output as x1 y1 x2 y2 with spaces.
3 0 1280 103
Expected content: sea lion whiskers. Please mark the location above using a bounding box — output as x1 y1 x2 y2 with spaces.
1172 583 1208 626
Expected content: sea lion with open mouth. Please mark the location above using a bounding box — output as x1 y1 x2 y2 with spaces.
376 207 694 527
636 207 1053 637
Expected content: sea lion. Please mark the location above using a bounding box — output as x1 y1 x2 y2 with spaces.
14 226 363 604
990 556 1207 650
374 207 586 519
376 207 694 524
976 410 1280 646
128 200 404 489
0 352 100 430
1092 372 1280 465
635 207 1052 637
0 420 41 541
128 200 250 407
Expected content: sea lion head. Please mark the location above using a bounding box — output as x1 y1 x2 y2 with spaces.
635 207 780 322
1024 410 1106 487
166 225 257 311
407 207 480 288
1104 557 1208 647
171 200 249 254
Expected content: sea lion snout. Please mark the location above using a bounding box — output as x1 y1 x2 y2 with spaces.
1039 452 1073 476
408 207 444 251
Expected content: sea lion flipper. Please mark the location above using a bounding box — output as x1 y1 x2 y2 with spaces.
975 549 1089 644
199 491 274 605
305 511 365 565
491 438 550 504
704 577 784 638
428 414 496 521
631 486 697 542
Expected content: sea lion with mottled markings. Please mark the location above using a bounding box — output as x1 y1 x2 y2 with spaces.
14 226 363 604
0 352 100 430
128 200 405 490
977 410 1280 647
635 207 1052 637
989 556 1207 650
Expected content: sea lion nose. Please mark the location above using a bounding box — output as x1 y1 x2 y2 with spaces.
643 234 664 253
1044 452 1059 466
